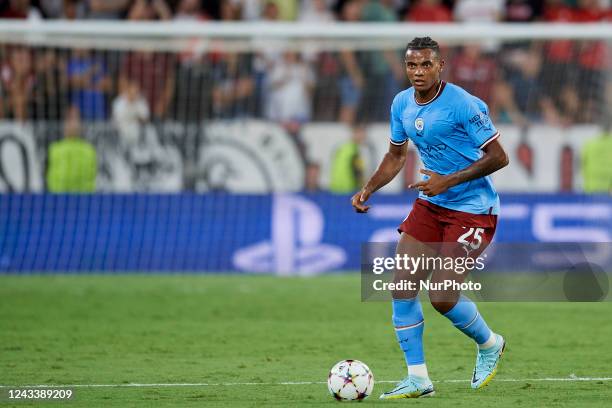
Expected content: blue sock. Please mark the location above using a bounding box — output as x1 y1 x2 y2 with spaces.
443 295 492 345
392 298 425 367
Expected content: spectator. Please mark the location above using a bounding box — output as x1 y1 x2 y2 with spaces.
406 0 452 22
38 0 63 18
212 53 256 118
336 0 365 124
231 0 295 20
573 0 608 122
382 0 407 18
220 0 238 20
31 48 68 120
539 0 578 122
297 0 335 71
247 0 284 116
62 0 87 19
539 83 581 126
505 0 542 22
298 0 335 22
120 50 176 119
227 0 263 20
127 0 172 20
172 52 215 122
573 0 605 21
1 46 35 121
362 0 398 21
265 0 298 20
173 1 220 117
506 48 546 117
225 0 282 21
329 123 367 193
360 0 405 121
541 0 575 76
66 48 111 120
454 0 505 22
86 0 131 19
338 48 365 124
112 79 150 151
0 0 41 19
265 50 315 123
500 43 582 127
174 0 210 20
262 0 280 20
39 0 86 19
309 52 341 121
449 44 498 102
120 0 175 119
493 47 546 125
542 0 574 21
227 0 297 20
454 0 505 51
304 162 321 192
581 123 612 193
46 106 97 193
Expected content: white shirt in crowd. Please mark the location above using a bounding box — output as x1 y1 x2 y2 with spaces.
298 0 335 22
265 54 315 123
453 0 505 22
229 0 263 20
112 92 150 148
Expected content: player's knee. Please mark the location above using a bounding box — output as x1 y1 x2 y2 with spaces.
392 289 419 300
430 300 455 315
428 291 457 315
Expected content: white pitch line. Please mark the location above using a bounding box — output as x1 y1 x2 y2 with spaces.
1 377 611 389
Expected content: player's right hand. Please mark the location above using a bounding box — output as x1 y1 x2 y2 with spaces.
351 189 371 213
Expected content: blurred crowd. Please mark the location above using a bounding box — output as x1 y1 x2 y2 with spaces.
1 0 611 23
0 0 610 130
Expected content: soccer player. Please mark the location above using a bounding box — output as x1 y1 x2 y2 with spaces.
351 37 509 398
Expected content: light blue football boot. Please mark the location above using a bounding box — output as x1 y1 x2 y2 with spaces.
379 376 435 399
471 334 506 389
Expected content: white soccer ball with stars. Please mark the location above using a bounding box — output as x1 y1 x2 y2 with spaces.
327 359 374 401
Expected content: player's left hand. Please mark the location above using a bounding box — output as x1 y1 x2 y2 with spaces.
409 169 453 197
351 188 371 213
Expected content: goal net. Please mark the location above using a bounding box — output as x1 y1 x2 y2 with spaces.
0 21 609 273
0 21 609 192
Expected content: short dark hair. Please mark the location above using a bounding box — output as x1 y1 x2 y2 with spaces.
405 37 440 59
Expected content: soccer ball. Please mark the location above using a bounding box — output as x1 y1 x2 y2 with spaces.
327 360 374 401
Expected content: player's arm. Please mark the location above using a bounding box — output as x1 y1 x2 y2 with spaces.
410 139 509 197
448 139 509 184
351 142 407 213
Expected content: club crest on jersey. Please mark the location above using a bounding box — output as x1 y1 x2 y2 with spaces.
414 118 424 135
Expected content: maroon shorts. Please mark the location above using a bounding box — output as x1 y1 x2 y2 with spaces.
398 198 497 257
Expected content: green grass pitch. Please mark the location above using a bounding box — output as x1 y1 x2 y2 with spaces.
1 275 611 407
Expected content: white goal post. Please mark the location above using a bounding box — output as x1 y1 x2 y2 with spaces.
0 21 610 51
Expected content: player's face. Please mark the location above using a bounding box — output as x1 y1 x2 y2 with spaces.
404 49 444 92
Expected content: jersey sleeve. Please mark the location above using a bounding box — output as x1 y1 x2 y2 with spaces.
390 94 408 146
457 97 499 149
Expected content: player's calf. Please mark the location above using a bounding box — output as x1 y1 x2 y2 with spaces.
436 295 505 388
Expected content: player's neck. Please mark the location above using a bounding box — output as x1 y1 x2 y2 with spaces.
415 80 442 105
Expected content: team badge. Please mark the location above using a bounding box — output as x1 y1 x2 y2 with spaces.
414 118 425 131
415 118 424 131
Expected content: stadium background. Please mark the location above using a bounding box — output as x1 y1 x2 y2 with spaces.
0 2 611 406
0 0 610 274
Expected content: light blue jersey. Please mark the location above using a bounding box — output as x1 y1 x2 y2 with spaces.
390 82 500 215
